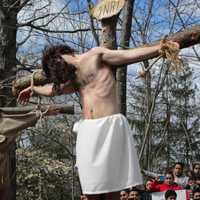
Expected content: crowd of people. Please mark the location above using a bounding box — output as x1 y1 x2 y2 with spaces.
80 162 200 200
119 162 200 200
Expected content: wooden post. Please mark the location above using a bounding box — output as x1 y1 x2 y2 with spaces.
116 0 134 115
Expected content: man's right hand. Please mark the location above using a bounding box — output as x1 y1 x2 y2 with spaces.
17 86 32 105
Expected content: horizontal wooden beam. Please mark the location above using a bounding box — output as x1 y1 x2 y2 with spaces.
12 24 200 95
0 104 74 115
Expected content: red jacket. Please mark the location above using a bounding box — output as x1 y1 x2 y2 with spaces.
149 181 182 192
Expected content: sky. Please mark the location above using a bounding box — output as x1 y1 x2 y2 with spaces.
17 0 97 56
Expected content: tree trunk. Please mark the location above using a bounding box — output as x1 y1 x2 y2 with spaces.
0 1 19 200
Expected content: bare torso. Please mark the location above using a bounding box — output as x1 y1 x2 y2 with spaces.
77 48 119 119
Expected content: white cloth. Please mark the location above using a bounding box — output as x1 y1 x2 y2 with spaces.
151 190 187 200
73 114 143 194
174 175 189 188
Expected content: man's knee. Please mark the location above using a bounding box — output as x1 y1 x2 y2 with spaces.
83 193 103 200
105 191 120 200
83 191 120 200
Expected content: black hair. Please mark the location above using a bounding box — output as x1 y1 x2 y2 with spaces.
193 163 200 170
42 44 77 88
130 187 140 193
165 190 177 199
193 187 200 195
165 170 174 179
174 162 184 169
121 188 129 193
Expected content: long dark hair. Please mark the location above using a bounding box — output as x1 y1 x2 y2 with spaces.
42 44 77 87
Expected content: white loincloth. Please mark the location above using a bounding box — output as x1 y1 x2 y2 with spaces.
73 114 143 194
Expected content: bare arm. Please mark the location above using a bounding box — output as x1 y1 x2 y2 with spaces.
100 44 161 66
17 84 53 105
32 81 78 96
17 82 78 105
32 84 54 96
99 41 179 66
58 82 78 94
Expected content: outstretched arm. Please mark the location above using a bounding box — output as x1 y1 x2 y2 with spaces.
99 41 179 66
17 82 78 105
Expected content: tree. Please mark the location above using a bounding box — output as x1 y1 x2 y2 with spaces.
168 60 200 165
0 1 20 199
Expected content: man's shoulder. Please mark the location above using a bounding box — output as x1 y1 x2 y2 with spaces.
87 46 108 55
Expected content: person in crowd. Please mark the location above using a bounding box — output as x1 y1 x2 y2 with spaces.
197 177 200 187
145 180 154 191
128 188 141 200
164 190 177 200
139 180 153 200
120 189 129 200
173 162 189 188
186 177 198 190
193 188 200 200
189 163 200 179
186 163 200 191
148 171 182 192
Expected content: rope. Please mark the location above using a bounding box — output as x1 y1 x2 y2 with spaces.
137 55 162 79
35 105 50 128
137 38 183 79
30 70 50 124
30 70 38 96
159 37 183 71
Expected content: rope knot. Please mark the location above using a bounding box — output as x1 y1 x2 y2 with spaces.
159 37 183 71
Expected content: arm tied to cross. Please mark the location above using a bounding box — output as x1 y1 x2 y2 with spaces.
138 38 183 79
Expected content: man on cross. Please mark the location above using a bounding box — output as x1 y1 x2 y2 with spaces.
18 41 179 200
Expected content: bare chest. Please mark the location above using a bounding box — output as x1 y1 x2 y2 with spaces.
80 66 115 95
79 67 117 119
76 50 116 98
76 53 100 84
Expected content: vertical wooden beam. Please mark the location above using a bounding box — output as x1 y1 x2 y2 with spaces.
116 0 134 115
101 16 118 49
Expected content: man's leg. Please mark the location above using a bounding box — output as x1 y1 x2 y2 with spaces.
105 191 120 200
85 194 104 200
84 191 120 200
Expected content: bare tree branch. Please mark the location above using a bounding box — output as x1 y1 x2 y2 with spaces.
18 23 101 33
17 0 32 11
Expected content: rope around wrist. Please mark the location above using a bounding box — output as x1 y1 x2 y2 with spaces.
30 70 38 96
30 70 50 124
159 37 183 71
138 37 183 79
